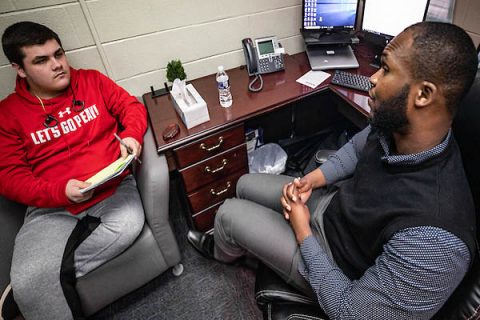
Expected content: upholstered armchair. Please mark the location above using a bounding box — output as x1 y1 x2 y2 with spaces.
254 69 480 320
0 122 183 319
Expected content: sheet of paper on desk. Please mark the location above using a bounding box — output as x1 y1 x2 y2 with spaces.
296 70 331 89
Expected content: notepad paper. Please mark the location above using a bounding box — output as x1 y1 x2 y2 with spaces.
79 154 134 193
296 70 331 89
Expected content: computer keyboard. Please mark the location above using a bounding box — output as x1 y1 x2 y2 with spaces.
330 70 372 92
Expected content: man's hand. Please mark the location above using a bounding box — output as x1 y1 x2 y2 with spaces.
293 176 313 203
119 137 142 159
65 179 94 203
285 182 312 244
281 177 313 214
281 167 328 213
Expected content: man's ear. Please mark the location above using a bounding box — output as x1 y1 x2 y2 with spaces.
12 63 27 79
414 81 437 108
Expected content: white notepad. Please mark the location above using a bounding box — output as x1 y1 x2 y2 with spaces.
79 154 134 193
296 70 331 89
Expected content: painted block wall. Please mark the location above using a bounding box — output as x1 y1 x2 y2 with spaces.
0 0 478 100
0 0 304 99
454 0 480 46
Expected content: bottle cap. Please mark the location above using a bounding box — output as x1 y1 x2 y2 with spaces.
218 65 224 72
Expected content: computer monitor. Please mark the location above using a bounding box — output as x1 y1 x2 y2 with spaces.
361 0 430 66
303 0 359 31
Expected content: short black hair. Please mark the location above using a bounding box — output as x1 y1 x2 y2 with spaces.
2 21 62 68
404 22 478 115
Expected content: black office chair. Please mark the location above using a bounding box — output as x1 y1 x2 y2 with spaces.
254 69 480 320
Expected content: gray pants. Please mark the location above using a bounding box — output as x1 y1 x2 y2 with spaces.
214 173 336 297
10 175 145 320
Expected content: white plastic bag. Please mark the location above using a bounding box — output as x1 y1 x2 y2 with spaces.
248 143 287 175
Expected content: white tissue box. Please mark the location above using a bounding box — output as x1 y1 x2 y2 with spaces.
171 84 209 129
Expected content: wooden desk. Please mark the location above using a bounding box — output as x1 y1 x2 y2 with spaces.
142 44 378 231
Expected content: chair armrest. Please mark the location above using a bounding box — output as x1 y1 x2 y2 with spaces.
134 123 181 266
255 263 327 320
255 262 316 307
0 197 26 294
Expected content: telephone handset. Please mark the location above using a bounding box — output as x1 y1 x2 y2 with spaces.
242 36 285 92
242 38 258 76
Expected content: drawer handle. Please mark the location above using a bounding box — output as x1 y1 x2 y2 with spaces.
210 181 231 196
204 159 228 174
200 136 224 152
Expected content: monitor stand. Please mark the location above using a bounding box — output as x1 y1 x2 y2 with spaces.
306 45 359 71
303 30 357 45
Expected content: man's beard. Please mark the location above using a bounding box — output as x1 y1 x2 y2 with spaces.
369 85 410 135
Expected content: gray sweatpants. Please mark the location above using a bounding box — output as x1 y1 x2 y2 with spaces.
10 175 145 320
214 173 336 297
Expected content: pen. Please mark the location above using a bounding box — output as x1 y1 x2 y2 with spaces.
114 133 142 164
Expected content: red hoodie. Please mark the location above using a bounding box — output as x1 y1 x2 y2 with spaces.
0 68 147 214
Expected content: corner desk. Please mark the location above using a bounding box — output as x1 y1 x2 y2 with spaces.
142 43 378 231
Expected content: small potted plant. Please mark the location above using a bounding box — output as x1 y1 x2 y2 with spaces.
151 59 187 98
166 59 187 84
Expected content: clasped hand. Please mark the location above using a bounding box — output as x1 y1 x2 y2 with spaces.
281 177 313 244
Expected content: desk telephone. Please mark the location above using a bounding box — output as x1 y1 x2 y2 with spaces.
242 36 285 92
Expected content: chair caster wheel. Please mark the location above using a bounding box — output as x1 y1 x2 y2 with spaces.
172 263 184 276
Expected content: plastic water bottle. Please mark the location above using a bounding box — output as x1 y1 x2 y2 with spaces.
216 65 233 108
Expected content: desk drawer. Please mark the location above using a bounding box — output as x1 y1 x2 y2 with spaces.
187 169 247 213
174 124 245 168
192 203 221 232
180 144 247 193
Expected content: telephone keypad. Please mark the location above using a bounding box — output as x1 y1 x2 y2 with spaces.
258 55 284 74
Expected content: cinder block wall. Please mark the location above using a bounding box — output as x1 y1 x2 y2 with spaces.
0 0 304 99
454 0 480 47
0 1 478 101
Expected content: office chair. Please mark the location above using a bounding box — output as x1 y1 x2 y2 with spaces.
254 68 480 320
0 122 183 319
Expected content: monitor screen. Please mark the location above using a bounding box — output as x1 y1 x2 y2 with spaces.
362 0 430 40
303 0 359 30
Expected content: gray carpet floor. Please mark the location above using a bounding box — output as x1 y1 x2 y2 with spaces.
90 175 262 320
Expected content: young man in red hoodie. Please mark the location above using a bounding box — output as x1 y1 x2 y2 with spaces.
0 21 147 319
